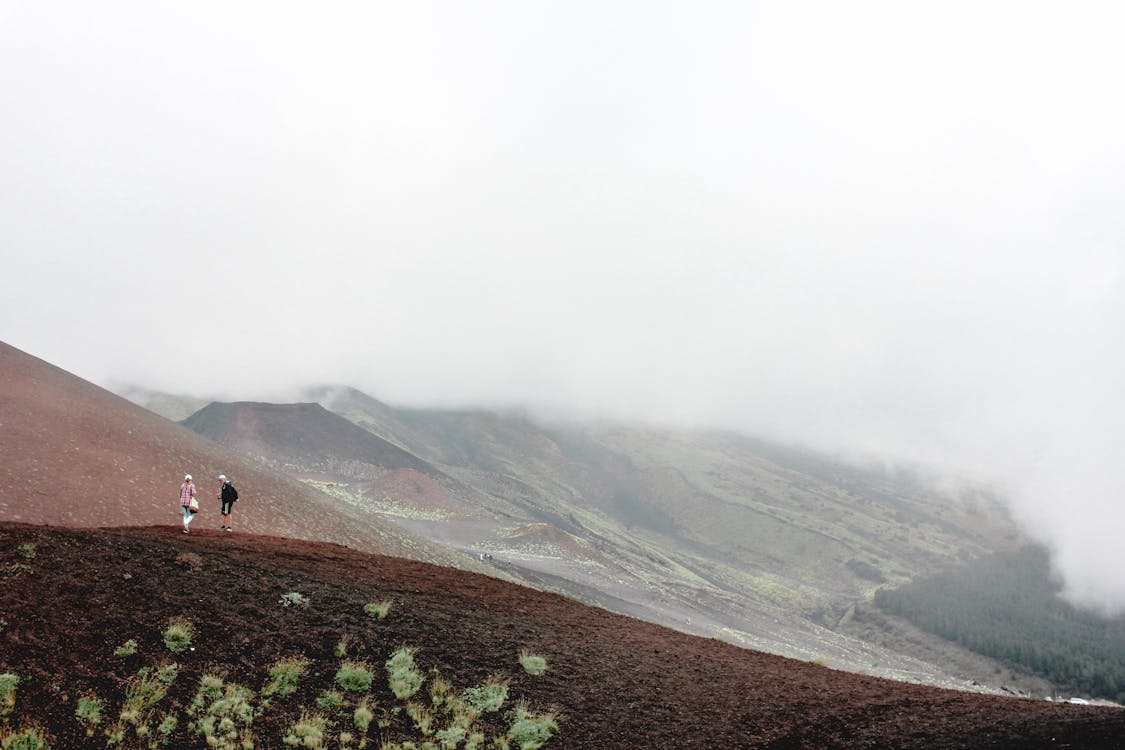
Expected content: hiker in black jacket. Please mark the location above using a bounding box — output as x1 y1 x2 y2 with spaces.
217 474 239 532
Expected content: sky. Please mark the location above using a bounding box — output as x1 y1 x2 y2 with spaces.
2 2 1124 609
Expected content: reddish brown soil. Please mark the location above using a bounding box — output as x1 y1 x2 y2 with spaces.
0 341 465 569
2 523 1122 749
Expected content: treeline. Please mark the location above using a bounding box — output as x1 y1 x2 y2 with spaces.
875 545 1125 703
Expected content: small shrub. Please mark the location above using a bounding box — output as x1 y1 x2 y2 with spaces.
193 680 256 750
363 600 393 620
429 674 452 710
123 664 179 715
162 618 194 653
16 544 36 560
283 714 327 748
0 726 50 750
385 648 424 700
336 662 374 692
114 639 138 658
315 690 343 711
334 634 352 659
353 699 374 734
461 678 509 715
517 651 547 677
279 592 309 608
506 703 558 750
0 674 19 717
75 695 103 734
263 657 309 698
0 619 7 635
157 713 177 737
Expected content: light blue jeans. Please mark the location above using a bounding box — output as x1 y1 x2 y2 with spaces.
181 506 195 526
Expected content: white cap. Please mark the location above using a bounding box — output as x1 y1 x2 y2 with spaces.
218 474 226 480
184 474 192 480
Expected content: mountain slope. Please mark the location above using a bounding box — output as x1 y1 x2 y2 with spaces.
3 522 1122 749
181 401 438 481
243 385 1031 686
0 340 468 567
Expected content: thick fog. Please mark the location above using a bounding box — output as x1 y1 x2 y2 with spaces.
2 3 1123 609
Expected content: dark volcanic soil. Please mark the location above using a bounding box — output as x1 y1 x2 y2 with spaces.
1 524 1122 749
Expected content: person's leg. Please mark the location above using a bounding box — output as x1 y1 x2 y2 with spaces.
182 506 191 532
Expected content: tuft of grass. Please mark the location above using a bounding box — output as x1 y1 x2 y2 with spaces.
353 699 375 734
283 713 327 748
385 648 424 700
334 634 352 659
263 657 309 698
506 703 559 750
811 656 829 668
16 544 36 560
517 651 548 677
428 673 452 710
405 701 435 736
0 726 50 750
315 690 344 711
156 713 177 738
190 676 256 750
363 600 393 620
461 677 509 715
123 664 179 715
114 639 138 658
162 618 194 653
336 662 374 693
279 592 310 608
74 695 103 734
0 674 19 717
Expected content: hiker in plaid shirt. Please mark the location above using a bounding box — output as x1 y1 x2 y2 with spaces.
179 474 197 533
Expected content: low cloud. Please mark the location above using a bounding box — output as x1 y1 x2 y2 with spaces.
2 2 1123 609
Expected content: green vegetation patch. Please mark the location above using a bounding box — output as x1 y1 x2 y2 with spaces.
461 677 509 715
74 695 103 734
876 544 1125 703
363 600 393 620
386 647 425 700
335 661 374 692
518 650 548 676
315 690 343 711
506 703 559 750
282 713 327 748
114 639 138 658
0 674 19 717
0 726 50 750
16 544 36 560
263 657 309 698
188 675 256 750
162 618 194 653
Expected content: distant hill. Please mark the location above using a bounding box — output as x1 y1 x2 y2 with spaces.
181 401 439 481
0 340 469 568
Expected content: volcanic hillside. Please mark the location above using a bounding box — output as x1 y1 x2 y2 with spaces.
2 522 1122 749
0 341 467 567
182 402 439 481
